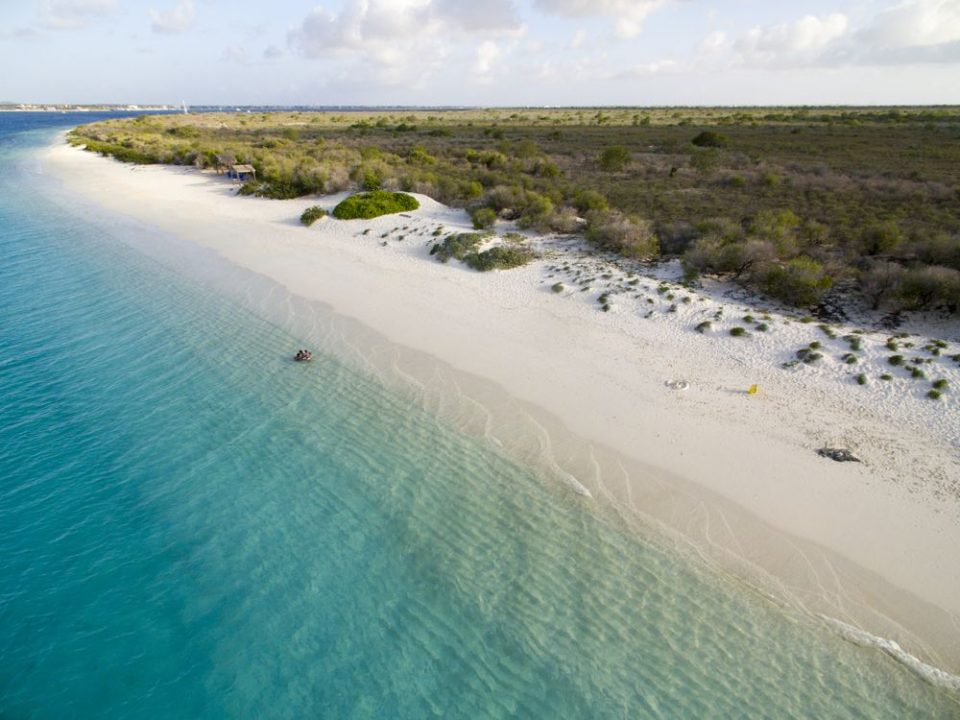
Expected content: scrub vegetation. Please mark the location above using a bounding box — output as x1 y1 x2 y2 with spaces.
69 106 960 312
331 190 419 219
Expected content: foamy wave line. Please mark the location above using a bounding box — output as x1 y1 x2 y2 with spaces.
821 616 960 693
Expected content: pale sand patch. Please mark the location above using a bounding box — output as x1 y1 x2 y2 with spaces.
42 140 960 674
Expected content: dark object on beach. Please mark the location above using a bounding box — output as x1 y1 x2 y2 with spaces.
817 448 860 463
293 349 313 362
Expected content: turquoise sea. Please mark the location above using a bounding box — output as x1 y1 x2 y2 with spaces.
0 114 957 718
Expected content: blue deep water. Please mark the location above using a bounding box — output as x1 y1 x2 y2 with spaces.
0 114 957 718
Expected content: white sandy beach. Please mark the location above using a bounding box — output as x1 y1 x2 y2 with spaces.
43 141 960 674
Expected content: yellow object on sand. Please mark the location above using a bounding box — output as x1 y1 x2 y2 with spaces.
747 384 759 395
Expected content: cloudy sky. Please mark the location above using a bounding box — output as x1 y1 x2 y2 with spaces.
2 0 959 105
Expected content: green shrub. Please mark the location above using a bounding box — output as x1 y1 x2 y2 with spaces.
730 326 748 337
333 191 419 220
859 221 904 256
515 192 555 230
430 233 485 263
551 282 564 293
756 323 769 332
585 209 659 258
691 131 729 148
573 189 608 212
695 321 712 333
881 374 893 381
927 389 942 400
897 266 960 311
300 206 328 226
932 379 948 390
762 257 833 306
856 373 867 385
464 246 532 271
471 207 497 230
888 354 905 366
599 145 630 171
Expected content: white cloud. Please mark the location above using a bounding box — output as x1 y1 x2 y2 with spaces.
473 40 501 80
40 0 118 29
570 29 586 49
697 31 726 54
150 0 195 34
534 0 667 38
287 0 522 87
860 0 960 49
715 1 960 70
734 14 849 66
624 59 680 76
852 0 960 63
289 0 519 58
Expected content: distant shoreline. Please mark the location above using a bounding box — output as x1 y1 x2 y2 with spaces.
43 137 960 677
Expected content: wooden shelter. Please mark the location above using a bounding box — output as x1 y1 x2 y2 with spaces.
214 153 237 174
228 164 256 181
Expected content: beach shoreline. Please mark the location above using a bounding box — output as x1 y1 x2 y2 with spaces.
41 138 960 675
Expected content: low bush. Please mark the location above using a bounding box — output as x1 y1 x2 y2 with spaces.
332 191 419 220
430 234 532 271
471 207 497 230
300 206 328 226
730 326 748 337
761 257 834 306
464 246 533 272
691 131 729 148
551 282 564 293
430 233 485 263
932 378 949 390
585 209 659 258
695 320 712 333
599 145 630 171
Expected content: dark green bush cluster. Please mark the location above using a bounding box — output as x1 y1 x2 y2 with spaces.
430 233 485 263
691 131 729 148
471 207 497 230
599 145 631 171
300 206 328 226
464 246 533 272
429 233 531 271
332 191 419 220
74 139 159 165
762 257 834 306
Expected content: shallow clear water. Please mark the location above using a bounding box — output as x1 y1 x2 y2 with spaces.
0 114 957 718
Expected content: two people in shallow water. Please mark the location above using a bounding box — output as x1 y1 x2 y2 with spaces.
293 349 312 362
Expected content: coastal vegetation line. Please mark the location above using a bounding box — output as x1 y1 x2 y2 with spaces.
68 107 960 314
